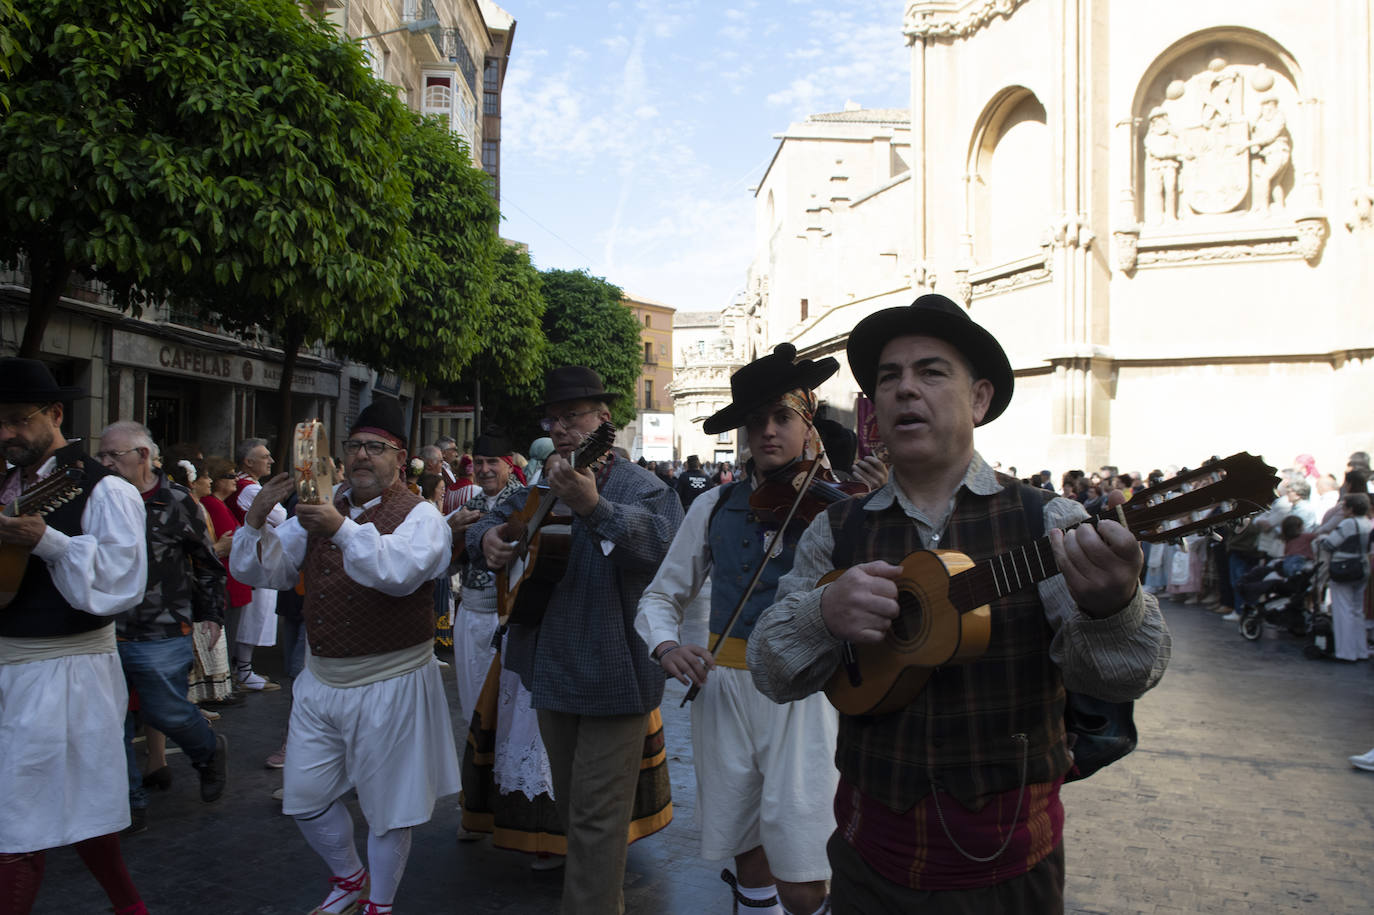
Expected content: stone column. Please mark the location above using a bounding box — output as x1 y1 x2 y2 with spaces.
909 32 928 289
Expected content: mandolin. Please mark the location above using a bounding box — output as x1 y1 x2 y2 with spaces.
0 465 85 609
496 422 616 626
822 452 1279 716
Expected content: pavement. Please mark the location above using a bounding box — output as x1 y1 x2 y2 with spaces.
31 598 1374 914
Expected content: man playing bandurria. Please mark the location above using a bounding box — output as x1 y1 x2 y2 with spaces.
749 296 1171 913
0 359 150 915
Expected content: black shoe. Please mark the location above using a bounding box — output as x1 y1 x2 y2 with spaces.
196 732 229 803
201 692 246 709
122 808 148 836
141 765 173 791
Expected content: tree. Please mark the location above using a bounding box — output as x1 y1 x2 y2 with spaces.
339 114 506 444
451 242 549 444
539 269 642 428
0 0 413 451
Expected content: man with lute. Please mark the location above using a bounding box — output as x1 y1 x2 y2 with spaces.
635 343 883 915
468 366 682 915
748 296 1171 912
0 359 150 914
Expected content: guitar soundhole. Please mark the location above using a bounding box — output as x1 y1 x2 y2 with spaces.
892 590 924 642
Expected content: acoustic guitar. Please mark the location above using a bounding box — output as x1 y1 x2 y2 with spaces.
822 452 1279 716
496 422 616 626
0 465 85 608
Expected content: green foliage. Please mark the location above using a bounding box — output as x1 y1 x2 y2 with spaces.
539 268 642 428
0 0 29 107
342 115 501 384
0 0 412 355
453 243 549 442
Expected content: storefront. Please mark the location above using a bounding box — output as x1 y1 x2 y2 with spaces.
108 328 342 459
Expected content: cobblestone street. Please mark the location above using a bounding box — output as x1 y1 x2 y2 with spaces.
32 598 1374 914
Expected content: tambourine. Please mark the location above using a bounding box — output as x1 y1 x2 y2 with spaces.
293 420 335 505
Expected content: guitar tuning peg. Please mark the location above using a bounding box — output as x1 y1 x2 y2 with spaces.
1210 529 1223 542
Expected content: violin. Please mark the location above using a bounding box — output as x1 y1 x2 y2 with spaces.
748 459 868 525
681 457 870 706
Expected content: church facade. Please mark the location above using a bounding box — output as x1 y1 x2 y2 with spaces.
697 0 1374 477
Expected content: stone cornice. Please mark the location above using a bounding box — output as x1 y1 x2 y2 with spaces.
903 0 1029 41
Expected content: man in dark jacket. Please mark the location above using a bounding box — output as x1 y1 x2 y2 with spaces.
98 421 228 834
674 454 712 511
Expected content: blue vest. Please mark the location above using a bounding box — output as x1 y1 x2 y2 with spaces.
708 480 805 640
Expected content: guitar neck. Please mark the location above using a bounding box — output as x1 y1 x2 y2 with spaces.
520 487 559 546
949 535 1060 612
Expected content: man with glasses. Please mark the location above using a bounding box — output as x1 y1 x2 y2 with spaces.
231 398 459 915
97 421 228 836
226 436 283 691
0 359 151 915
469 366 683 914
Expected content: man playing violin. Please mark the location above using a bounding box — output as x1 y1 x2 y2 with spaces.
469 366 682 915
636 343 883 915
748 296 1171 913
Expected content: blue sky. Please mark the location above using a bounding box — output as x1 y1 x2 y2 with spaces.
496 0 910 312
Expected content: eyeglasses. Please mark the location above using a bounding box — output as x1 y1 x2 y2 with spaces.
342 439 400 457
95 447 144 461
0 405 51 431
539 409 600 433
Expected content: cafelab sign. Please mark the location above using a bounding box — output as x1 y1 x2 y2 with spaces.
111 329 341 398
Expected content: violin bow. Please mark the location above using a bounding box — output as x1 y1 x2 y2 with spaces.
681 455 826 706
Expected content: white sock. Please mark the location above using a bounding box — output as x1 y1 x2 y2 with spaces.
783 897 832 915
365 826 413 905
294 800 364 880
737 881 782 914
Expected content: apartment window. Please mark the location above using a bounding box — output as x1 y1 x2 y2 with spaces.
800 297 809 321
484 57 500 92
644 379 653 408
481 140 498 172
483 91 498 116
422 77 453 132
717 432 731 444
644 342 653 363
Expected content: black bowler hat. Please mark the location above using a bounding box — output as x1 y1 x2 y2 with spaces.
541 366 622 408
0 358 84 404
702 343 839 434
350 397 408 448
846 294 1014 426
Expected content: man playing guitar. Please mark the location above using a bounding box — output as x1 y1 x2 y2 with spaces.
747 296 1172 912
0 358 150 915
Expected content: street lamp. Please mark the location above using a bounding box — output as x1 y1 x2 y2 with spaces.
355 17 439 41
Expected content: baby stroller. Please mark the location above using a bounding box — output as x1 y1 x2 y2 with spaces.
1236 556 1317 641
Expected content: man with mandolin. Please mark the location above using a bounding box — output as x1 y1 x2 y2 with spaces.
748 295 1172 913
636 343 883 915
0 359 152 915
469 366 682 915
230 398 460 915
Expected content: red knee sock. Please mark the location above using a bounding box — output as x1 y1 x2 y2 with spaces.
0 850 46 915
72 834 144 912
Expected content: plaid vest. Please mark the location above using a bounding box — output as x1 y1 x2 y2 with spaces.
827 479 1072 812
302 481 435 658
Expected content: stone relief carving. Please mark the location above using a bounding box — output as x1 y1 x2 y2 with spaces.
903 0 1029 41
1137 54 1298 223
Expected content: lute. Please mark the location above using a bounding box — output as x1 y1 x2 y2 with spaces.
0 464 85 608
823 452 1279 716
496 422 616 626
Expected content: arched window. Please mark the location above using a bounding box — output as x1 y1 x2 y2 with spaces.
969 89 1050 264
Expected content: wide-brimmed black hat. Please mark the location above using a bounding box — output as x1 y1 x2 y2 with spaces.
0 358 84 404
541 366 622 408
350 397 408 448
703 343 839 434
846 294 1013 425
